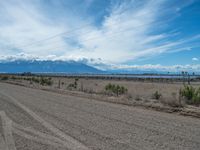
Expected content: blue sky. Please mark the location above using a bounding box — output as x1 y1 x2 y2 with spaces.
0 0 199 72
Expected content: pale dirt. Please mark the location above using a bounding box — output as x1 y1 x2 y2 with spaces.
11 76 200 102
0 82 200 150
6 77 200 117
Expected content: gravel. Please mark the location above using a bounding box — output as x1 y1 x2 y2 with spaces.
0 82 200 150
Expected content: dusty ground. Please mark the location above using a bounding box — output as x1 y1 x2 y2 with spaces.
52 77 185 98
6 76 197 99
0 82 200 150
6 76 200 108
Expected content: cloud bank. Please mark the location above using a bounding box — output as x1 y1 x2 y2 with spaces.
103 64 200 73
0 53 199 73
0 0 199 72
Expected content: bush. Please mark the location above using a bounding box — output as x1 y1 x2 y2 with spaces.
179 85 195 100
31 77 40 83
1 76 9 80
135 95 142 101
11 76 17 80
105 83 128 96
67 83 76 90
67 78 79 90
180 85 200 105
152 91 162 100
83 88 94 94
74 78 79 88
40 77 53 86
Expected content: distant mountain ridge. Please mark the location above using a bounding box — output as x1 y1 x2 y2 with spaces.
0 60 103 73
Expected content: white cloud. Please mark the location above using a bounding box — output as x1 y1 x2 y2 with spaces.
192 57 199 61
0 0 198 64
96 63 200 73
1 53 199 73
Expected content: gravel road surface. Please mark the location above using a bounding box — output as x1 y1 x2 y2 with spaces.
0 82 200 150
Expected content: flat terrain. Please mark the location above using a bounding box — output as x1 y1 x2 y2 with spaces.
6 76 200 105
0 82 200 150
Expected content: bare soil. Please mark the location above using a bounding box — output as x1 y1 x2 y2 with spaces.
0 82 200 150
2 76 200 118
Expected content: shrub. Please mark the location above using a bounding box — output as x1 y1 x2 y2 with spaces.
24 77 31 81
31 77 40 83
67 83 76 90
135 95 142 101
11 76 17 80
180 85 200 105
1 76 9 80
67 78 79 90
105 83 128 96
161 99 183 107
40 77 53 86
152 91 162 100
74 78 79 88
179 85 195 100
83 88 94 94
160 92 183 107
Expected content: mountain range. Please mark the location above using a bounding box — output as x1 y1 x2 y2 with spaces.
0 60 103 73
0 60 193 75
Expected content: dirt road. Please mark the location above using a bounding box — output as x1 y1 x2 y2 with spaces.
0 82 200 150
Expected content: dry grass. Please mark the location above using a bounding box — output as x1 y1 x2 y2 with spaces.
2 75 200 108
51 77 184 98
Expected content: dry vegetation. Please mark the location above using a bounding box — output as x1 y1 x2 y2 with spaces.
1 74 200 113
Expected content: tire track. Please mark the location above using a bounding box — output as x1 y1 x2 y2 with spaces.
0 111 16 150
0 92 90 150
1 111 68 149
12 122 69 148
1 83 200 150
0 134 9 150
13 129 67 149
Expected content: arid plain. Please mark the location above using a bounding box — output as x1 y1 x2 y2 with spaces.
0 75 200 150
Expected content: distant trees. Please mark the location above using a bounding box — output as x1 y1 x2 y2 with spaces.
181 71 190 85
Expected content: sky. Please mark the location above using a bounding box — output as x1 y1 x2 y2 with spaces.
0 0 200 72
